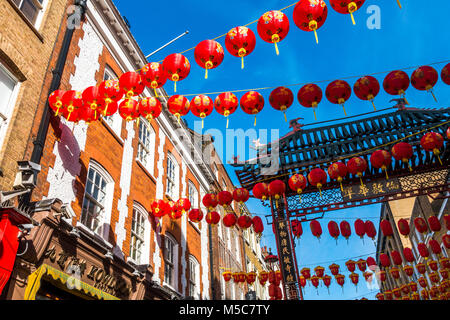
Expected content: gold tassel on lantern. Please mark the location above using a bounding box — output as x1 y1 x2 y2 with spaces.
238 48 247 70
271 34 280 56
309 20 319 44
172 74 179 93
348 2 358 25
397 0 402 9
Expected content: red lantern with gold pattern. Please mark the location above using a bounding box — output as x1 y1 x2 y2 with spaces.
403 265 414 278
78 104 99 124
269 87 294 122
347 157 368 186
328 221 340 244
416 263 427 275
411 66 439 102
365 220 377 240
414 217 428 234
252 216 264 235
380 219 394 238
314 266 325 278
215 92 238 128
140 62 167 97
403 247 415 264
421 289 430 300
162 53 190 92
370 150 392 179
188 209 203 223
223 213 237 228
118 99 139 122
329 263 340 276
325 80 352 116
340 220 352 242
378 270 387 283
268 180 286 201
222 271 232 282
397 218 410 238
240 91 265 126
190 94 214 128
311 275 320 290
119 72 144 99
299 275 306 288
418 243 430 259
301 268 311 281
430 286 439 299
380 253 391 268
61 90 84 122
297 84 323 120
246 271 257 285
383 290 392 300
291 220 303 239
349 272 359 289
357 259 367 272
253 183 269 201
429 240 442 256
346 260 356 273
238 272 247 284
443 234 450 249
310 220 322 241
49 90 66 116
428 260 439 272
335 274 345 291
429 272 440 285
138 97 162 122
167 95 190 123
257 10 290 55
391 250 403 266
175 198 191 215
411 292 420 301
194 40 224 80
440 257 450 269
98 80 122 116
440 269 449 280
376 293 384 300
259 271 269 286
363 271 372 283
308 168 327 197
354 76 380 111
428 216 441 233
392 287 401 299
293 0 328 44
151 199 169 218
81 86 103 120
421 132 444 165
441 63 450 85
237 215 252 230
327 162 348 192
408 281 418 293
391 142 413 171
225 26 256 69
390 267 401 280
233 188 250 205
288 174 307 201
323 275 332 293
202 193 218 211
354 219 365 240
205 211 221 226
218 191 233 208
329 0 366 25
383 70 410 104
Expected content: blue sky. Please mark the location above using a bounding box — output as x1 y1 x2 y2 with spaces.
113 0 450 300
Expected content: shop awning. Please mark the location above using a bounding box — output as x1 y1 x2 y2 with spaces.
24 264 120 300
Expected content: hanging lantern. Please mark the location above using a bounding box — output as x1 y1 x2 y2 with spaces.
240 91 265 126
259 271 269 285
81 86 103 120
346 260 356 273
443 234 450 249
174 198 191 215
401 284 410 296
202 193 218 211
418 243 430 259
403 265 414 278
353 76 380 111
383 70 410 104
380 219 394 237
297 84 323 120
78 104 99 124
391 250 403 266
327 162 348 192
418 277 428 289
366 257 377 268
292 0 328 44
389 267 400 280
151 199 169 218
223 213 237 228
347 157 368 187
411 66 439 102
257 10 290 55
349 272 359 291
300 267 311 281
430 286 439 300
314 266 325 278
429 272 441 285
370 150 392 179
225 26 256 69
232 272 240 284
214 92 239 128
440 269 449 280
307 168 327 197
253 182 269 201
414 217 428 234
194 40 224 80
252 216 264 235
377 270 387 283
420 132 444 165
328 221 340 244
218 191 233 209
118 99 139 122
205 211 221 226
364 220 377 241
416 263 427 275
140 62 167 97
391 142 414 171
167 95 190 123
325 80 352 116
310 220 322 242
188 209 204 223
392 287 402 299
168 202 183 221
61 90 84 122
233 188 250 205
329 0 366 25
380 253 391 268
428 216 441 233
190 94 214 128
48 90 66 116
357 259 367 272
363 271 372 282
335 274 345 292
237 215 252 229
384 290 392 300
162 53 190 92
98 80 123 116
310 275 320 293
429 239 442 256
269 87 294 122
291 220 303 239
298 275 307 289
445 214 450 231
288 174 307 202
268 180 286 209
119 72 144 99
329 263 340 276
440 257 450 269
138 97 162 122
222 271 232 282
428 259 439 272
246 271 257 285
322 275 332 294
441 63 450 85
354 219 366 241
403 247 415 264
340 220 352 242
397 218 410 238
375 293 384 300
276 270 283 283
421 289 430 300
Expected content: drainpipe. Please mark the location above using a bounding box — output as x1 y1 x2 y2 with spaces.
208 223 216 299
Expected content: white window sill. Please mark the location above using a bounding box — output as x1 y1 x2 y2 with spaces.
162 281 180 295
76 222 114 250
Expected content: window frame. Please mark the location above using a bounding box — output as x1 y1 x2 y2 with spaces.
0 62 20 150
11 0 48 29
166 153 179 199
136 118 156 175
164 233 178 290
188 181 199 210
188 255 199 299
101 66 123 137
129 205 148 264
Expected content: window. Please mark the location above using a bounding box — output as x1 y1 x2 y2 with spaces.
188 256 199 299
166 153 178 199
11 0 45 25
188 181 199 209
80 162 114 238
137 119 155 174
164 234 177 288
0 63 19 149
130 207 147 264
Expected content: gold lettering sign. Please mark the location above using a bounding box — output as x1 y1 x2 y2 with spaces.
342 178 402 202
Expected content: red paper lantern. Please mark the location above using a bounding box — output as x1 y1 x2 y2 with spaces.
370 150 392 179
222 271 232 282
311 275 320 290
403 265 414 277
363 271 372 282
335 274 345 289
428 260 439 272
238 272 247 284
329 0 366 25
349 272 359 288
288 174 307 200
421 289 429 300
384 290 392 300
421 132 444 165
366 257 376 268
400 284 410 296
353 76 380 111
397 218 410 237
138 97 162 122
380 219 393 237
307 168 327 197
167 95 190 123
380 253 391 268
268 180 286 200
383 70 410 103
346 260 356 273
218 191 233 208
391 142 414 171
252 216 264 235
240 91 265 126
441 63 450 85
293 0 328 44
411 66 439 102
443 234 450 249
328 221 340 242
322 275 332 292
391 250 403 266
168 201 182 221
416 263 427 275
297 84 323 120
300 268 311 280
118 99 139 122
190 94 214 128
325 80 352 116
237 215 252 229
81 86 103 120
357 259 367 272
189 209 204 223
440 269 449 280
205 211 220 226
48 90 66 116
378 270 387 283
429 272 440 284
98 79 124 116
376 293 384 300
194 40 224 80
392 287 402 299
429 239 442 256
411 292 420 301
140 62 167 97
202 193 218 211
78 104 99 124
298 275 306 288
291 220 303 239
246 271 257 285
327 162 348 192
340 220 352 241
222 213 237 228
347 157 368 186
225 26 256 69
259 271 269 285
252 183 269 201
162 53 190 92
417 243 430 259
175 198 191 215
314 266 325 278
233 188 250 205
354 219 366 240
214 92 238 128
329 263 340 276
269 87 294 122
364 220 377 240
61 90 83 122
310 220 322 241
119 72 144 99
403 247 415 264
151 200 169 218
427 216 441 232
440 257 450 269
257 10 290 55
414 217 428 234
445 215 450 231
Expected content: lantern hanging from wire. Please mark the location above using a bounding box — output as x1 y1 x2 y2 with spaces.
440 269 449 280
441 63 450 85
329 0 366 25
291 220 303 240
48 90 66 116
403 247 415 264
429 272 441 285
310 275 320 294
397 218 410 238
418 243 430 260
140 62 167 97
357 259 367 273
421 289 430 300
190 94 214 128
269 86 294 122
416 263 427 275
391 250 403 266
98 80 123 116
377 270 387 283
259 271 269 286
325 80 352 116
440 257 450 269
380 253 391 269
168 201 182 221
428 216 441 233
205 211 221 226
308 168 327 197
392 287 401 299
202 193 218 211
347 157 368 187
414 217 428 235
240 91 265 126
335 274 345 293
81 86 102 120
353 75 380 111
268 180 286 208
118 98 139 123
78 104 99 125
218 191 233 210
400 284 410 296
411 66 439 102
292 0 328 44
363 271 373 283
420 132 444 165
418 277 428 289
346 260 356 273
340 220 351 243
327 162 348 192
391 142 414 171
151 199 169 219
300 267 311 281
314 266 325 279
390 267 400 281
188 209 204 223
214 92 238 128
167 94 190 123
175 198 191 216
61 90 84 122
322 275 332 294
380 219 394 238
138 97 162 122
246 271 257 286
354 219 366 242
225 26 256 69
443 234 450 249
310 220 323 242
383 70 410 104
403 265 414 278
429 239 442 256
162 53 190 92
366 257 376 269
252 216 264 235
370 150 392 179
288 173 307 202
194 39 224 80
328 221 340 245
119 72 145 99
444 214 450 231
223 213 237 228
428 259 439 272
376 293 384 300
364 220 377 241
329 263 340 276
257 10 290 55
222 271 232 282
297 84 322 120
237 215 252 230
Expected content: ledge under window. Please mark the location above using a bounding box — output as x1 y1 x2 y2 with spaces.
7 0 44 42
